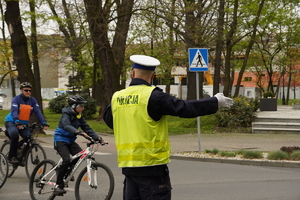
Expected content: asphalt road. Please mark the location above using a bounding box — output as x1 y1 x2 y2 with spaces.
1 142 300 200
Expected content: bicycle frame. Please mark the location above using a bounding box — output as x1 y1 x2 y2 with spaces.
1 123 44 163
40 143 97 188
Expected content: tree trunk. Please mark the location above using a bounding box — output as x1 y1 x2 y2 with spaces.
84 0 134 119
5 0 34 86
234 0 265 97
0 2 16 97
214 0 225 96
184 0 197 100
223 0 238 97
29 0 43 112
187 71 196 100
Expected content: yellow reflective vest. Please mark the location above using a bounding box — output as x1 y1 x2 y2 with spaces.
112 85 170 167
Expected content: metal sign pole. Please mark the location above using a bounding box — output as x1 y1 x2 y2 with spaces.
196 72 201 153
188 48 208 153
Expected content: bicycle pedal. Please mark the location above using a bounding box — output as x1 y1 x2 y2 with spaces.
12 164 19 169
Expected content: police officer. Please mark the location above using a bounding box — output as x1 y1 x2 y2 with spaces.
103 55 233 200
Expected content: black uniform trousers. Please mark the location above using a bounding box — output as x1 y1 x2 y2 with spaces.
123 165 172 200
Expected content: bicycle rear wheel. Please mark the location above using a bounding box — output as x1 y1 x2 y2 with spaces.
25 144 47 179
0 152 8 188
75 162 114 200
29 159 57 200
0 141 17 177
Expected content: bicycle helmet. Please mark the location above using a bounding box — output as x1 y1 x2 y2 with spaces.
20 82 32 89
68 95 87 109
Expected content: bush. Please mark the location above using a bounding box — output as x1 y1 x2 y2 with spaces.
205 148 219 155
242 151 263 159
235 150 246 155
215 96 259 128
280 146 300 154
48 94 68 113
219 151 236 157
80 94 97 120
263 91 275 98
267 151 289 160
290 150 300 161
48 94 97 120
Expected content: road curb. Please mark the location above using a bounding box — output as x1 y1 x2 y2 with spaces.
170 155 300 168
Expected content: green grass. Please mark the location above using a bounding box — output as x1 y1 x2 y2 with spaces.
267 151 289 160
277 99 299 106
0 109 113 134
167 115 217 135
205 148 219 154
242 151 263 159
2 98 295 135
0 108 212 135
290 150 300 161
219 151 236 157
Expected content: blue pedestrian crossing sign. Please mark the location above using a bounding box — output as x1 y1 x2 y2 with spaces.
188 48 208 72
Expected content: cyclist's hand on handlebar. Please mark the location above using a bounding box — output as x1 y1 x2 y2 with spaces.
79 132 89 138
15 121 24 129
98 137 108 146
42 123 50 130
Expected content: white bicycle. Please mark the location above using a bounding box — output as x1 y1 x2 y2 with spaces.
29 134 114 200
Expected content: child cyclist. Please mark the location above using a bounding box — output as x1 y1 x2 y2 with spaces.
53 95 106 195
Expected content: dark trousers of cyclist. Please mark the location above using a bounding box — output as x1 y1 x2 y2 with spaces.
54 141 82 188
123 165 172 200
5 121 30 159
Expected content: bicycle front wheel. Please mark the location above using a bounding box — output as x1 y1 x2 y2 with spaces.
29 159 57 200
25 144 47 179
0 152 8 188
75 162 114 200
0 141 16 177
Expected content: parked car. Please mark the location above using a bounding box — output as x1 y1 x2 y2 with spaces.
0 92 7 98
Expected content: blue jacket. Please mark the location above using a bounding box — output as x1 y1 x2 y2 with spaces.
5 94 46 125
54 107 99 144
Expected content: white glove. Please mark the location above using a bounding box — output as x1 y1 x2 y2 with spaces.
214 93 234 108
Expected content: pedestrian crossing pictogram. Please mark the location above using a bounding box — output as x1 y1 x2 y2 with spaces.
188 48 208 72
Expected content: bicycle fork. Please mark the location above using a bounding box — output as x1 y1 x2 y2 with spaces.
30 145 40 165
87 158 98 189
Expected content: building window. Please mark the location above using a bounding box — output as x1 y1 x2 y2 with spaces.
244 77 252 81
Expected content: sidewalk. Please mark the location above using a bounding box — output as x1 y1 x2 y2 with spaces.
169 105 300 152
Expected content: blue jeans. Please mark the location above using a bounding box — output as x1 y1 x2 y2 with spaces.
5 121 30 159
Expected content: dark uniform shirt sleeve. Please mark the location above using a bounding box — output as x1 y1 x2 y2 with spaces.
103 78 219 127
103 104 113 129
148 87 219 121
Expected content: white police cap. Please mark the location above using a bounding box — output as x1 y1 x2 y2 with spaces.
130 55 160 71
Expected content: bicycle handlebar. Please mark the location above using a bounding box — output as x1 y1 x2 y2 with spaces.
78 133 108 146
0 122 46 131
12 122 46 130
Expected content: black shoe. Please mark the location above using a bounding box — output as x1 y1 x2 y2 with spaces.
9 157 19 164
53 187 66 195
70 176 75 181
